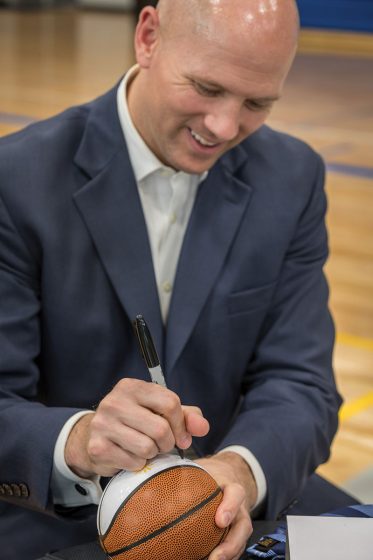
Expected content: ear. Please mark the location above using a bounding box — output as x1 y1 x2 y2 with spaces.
134 7 161 68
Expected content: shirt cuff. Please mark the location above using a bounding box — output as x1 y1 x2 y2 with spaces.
218 445 267 513
51 410 102 506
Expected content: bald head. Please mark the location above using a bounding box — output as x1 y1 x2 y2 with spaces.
157 0 299 56
130 0 300 173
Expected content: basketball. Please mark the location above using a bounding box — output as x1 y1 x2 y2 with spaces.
97 453 228 560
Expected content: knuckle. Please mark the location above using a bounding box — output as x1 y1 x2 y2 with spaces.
117 377 140 393
153 418 171 441
162 396 181 418
90 413 106 432
117 377 131 388
138 439 157 459
96 397 116 417
87 438 106 461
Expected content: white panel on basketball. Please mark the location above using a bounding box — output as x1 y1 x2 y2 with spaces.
97 453 206 535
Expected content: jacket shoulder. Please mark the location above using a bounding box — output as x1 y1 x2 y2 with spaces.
0 104 89 155
0 86 117 160
241 124 322 167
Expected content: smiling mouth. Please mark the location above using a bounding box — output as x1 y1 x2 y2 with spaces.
189 128 220 148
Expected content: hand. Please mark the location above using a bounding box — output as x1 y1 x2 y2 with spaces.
196 452 257 560
65 378 209 477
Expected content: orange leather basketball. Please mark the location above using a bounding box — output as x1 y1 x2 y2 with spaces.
97 454 228 560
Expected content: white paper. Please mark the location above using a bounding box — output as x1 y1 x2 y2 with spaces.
286 515 373 560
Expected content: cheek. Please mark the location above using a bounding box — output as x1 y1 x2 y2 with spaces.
168 91 206 120
240 111 269 136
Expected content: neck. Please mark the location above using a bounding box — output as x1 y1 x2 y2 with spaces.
126 68 146 137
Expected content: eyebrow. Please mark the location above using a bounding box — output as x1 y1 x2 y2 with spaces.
251 96 281 104
190 77 281 103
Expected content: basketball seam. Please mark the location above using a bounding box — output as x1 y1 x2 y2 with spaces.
101 464 208 539
107 486 222 557
198 526 229 560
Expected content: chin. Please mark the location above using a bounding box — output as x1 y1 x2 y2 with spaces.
175 158 216 175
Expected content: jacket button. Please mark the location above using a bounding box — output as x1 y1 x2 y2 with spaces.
19 483 29 498
3 484 13 496
75 484 88 496
11 484 21 498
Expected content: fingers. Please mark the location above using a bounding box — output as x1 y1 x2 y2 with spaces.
87 437 148 476
209 505 252 560
89 379 183 469
209 485 252 560
68 378 209 476
95 397 176 454
120 380 193 451
143 387 192 450
214 482 246 529
114 382 210 452
89 418 160 462
195 454 254 560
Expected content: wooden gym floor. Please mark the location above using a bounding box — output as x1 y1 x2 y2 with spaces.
0 7 372 502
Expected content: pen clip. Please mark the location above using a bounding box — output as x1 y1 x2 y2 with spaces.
133 314 160 368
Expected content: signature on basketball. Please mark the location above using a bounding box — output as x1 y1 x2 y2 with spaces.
139 464 154 474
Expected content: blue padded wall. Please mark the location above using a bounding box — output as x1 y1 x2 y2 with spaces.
297 0 373 32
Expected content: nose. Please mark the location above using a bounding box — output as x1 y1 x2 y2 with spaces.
204 102 241 142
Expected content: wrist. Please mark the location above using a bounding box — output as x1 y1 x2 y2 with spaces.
217 451 258 509
65 414 95 478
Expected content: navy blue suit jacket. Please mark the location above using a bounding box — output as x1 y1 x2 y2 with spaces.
0 86 341 559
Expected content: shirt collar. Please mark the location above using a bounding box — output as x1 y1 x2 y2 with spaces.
117 65 207 184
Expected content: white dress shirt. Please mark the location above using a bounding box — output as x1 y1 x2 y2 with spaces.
117 68 206 323
51 66 266 511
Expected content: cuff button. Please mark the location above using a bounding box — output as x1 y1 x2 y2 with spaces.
11 484 21 498
3 484 13 496
75 483 88 496
19 483 30 498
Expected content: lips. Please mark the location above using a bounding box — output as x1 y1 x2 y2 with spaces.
189 128 219 148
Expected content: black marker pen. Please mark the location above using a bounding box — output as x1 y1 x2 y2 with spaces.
133 314 184 460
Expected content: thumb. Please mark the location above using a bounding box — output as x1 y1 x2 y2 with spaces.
183 406 210 437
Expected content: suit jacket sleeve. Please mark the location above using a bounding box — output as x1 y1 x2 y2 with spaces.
216 154 342 519
0 192 84 516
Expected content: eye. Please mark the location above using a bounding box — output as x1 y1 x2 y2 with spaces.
193 81 220 97
245 100 273 112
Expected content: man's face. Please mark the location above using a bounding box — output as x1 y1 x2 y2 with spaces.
130 11 294 174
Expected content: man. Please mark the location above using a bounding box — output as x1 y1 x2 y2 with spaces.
0 1 342 559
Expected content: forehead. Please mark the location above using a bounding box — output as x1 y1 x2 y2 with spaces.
158 0 296 88
162 28 289 98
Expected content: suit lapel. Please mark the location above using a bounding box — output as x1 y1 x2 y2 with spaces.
72 87 164 359
166 150 253 374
